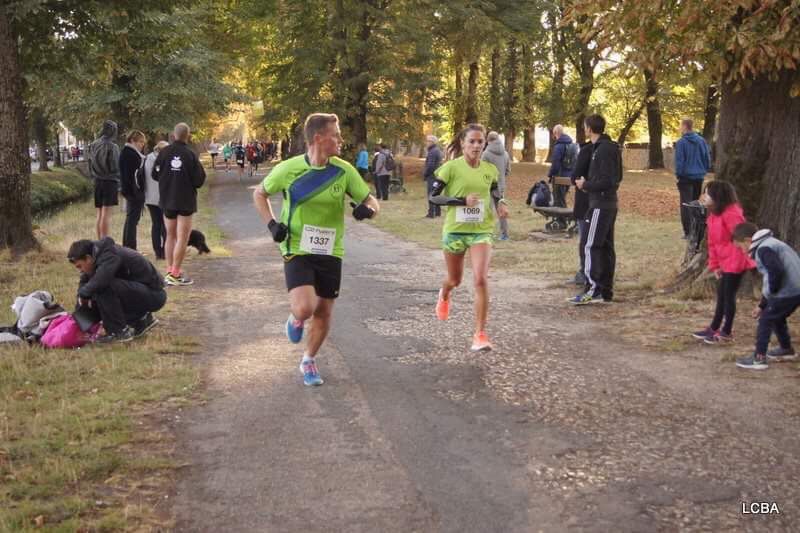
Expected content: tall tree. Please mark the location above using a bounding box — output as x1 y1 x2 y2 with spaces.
0 12 35 252
573 0 800 248
643 67 665 168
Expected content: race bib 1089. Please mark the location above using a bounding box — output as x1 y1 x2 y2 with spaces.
455 200 485 223
300 224 336 255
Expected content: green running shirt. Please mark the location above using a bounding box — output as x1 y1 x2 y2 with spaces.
262 155 370 258
434 157 499 235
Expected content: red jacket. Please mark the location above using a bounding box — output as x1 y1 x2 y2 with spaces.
706 203 755 273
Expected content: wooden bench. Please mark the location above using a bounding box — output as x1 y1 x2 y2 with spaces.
531 206 577 235
531 176 576 235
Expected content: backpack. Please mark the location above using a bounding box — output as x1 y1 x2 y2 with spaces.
40 314 100 349
383 152 396 172
11 291 64 334
527 180 552 207
561 142 579 170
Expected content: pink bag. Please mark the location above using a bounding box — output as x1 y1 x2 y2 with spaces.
40 315 100 349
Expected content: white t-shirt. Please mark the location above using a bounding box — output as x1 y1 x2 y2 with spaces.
208 142 220 155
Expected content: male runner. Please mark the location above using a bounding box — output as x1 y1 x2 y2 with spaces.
253 113 380 386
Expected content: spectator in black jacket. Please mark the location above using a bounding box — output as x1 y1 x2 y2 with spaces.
68 237 166 343
569 141 593 286
154 123 206 286
119 130 147 250
423 135 444 218
573 114 623 304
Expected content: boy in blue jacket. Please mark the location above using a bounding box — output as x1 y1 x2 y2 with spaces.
732 223 800 370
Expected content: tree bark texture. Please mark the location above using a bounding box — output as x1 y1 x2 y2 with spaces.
336 0 371 146
465 60 479 125
522 128 536 162
489 47 502 131
702 82 719 168
520 44 536 162
574 44 595 145
31 108 49 172
503 39 518 154
643 68 665 169
0 15 36 252
452 55 463 137
716 69 800 249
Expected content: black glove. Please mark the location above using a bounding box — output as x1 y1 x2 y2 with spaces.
350 201 375 221
268 219 288 242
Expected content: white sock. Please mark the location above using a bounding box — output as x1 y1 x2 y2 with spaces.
301 354 314 364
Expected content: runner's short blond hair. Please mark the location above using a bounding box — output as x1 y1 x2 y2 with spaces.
304 113 339 145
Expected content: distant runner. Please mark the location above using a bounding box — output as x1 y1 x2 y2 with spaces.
253 113 380 386
430 123 509 352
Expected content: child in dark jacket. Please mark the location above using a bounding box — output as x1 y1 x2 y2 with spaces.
692 181 755 344
732 223 800 370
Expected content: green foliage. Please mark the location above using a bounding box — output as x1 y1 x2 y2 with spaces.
29 169 92 216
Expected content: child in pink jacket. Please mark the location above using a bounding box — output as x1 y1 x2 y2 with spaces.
692 180 756 344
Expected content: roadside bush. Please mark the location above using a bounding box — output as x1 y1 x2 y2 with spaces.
30 169 93 216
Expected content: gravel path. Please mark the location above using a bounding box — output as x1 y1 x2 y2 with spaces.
172 171 799 532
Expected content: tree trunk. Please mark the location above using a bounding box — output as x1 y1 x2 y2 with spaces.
574 45 595 144
643 68 665 169
546 8 565 163
520 44 536 162
53 127 64 168
31 108 50 172
0 16 36 252
465 60 479 125
522 128 536 162
110 71 133 141
702 81 719 168
616 100 645 146
717 69 800 249
489 47 502 131
337 0 371 147
503 38 519 149
289 122 306 156
452 55 463 137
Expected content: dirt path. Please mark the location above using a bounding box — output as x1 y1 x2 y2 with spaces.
171 170 799 532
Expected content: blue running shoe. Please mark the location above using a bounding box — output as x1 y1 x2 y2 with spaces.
285 314 304 344
569 292 607 306
300 359 323 386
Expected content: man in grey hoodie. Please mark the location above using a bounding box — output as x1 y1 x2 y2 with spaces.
481 131 511 240
87 120 121 239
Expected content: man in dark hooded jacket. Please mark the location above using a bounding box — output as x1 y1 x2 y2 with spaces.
87 120 121 240
574 114 622 305
675 118 711 238
68 237 166 343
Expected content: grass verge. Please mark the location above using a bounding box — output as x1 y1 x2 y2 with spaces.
1 160 223 531
375 158 800 357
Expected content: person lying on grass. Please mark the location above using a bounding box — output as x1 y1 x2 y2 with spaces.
68 238 166 343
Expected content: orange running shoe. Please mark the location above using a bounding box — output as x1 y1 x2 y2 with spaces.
470 331 493 352
436 289 450 320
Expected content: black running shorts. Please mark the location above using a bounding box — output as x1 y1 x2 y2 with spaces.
94 180 119 208
284 254 342 299
163 209 194 219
